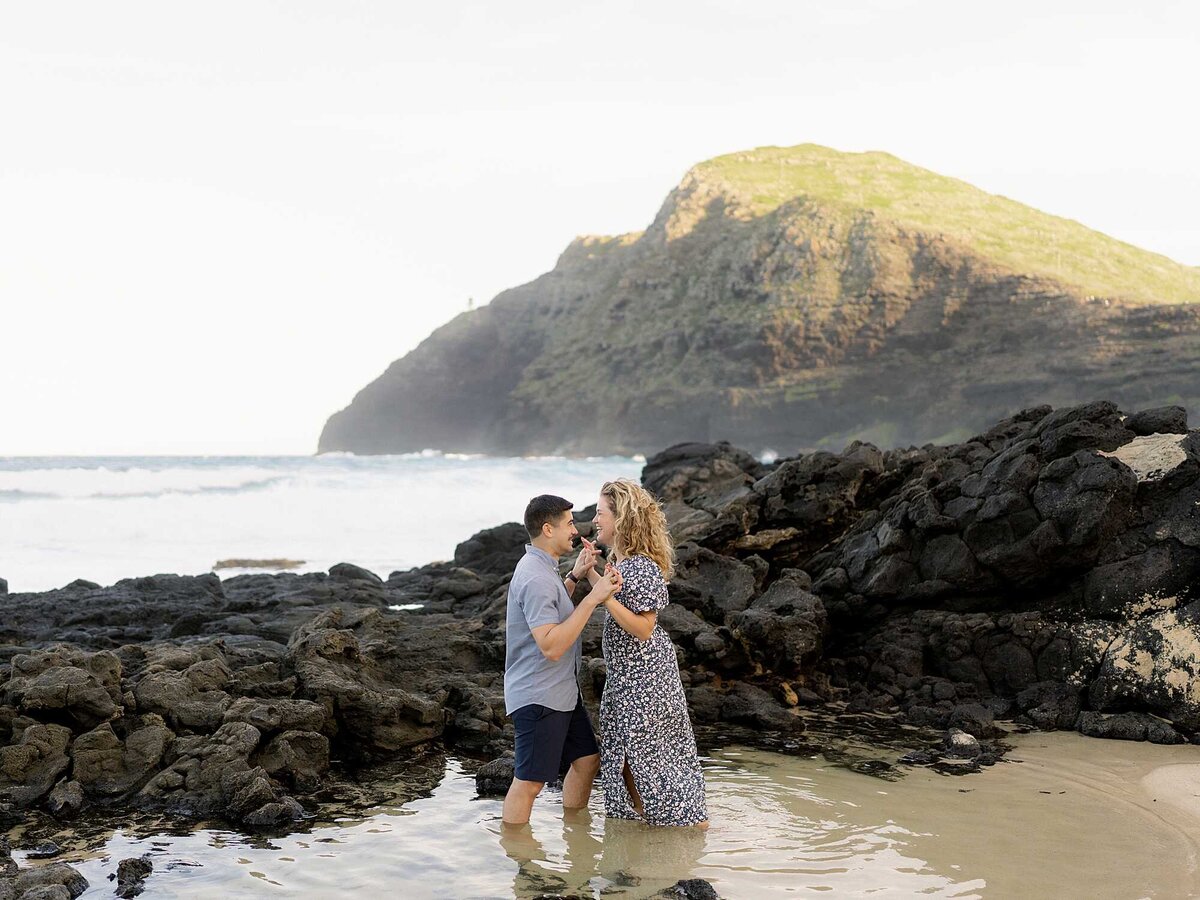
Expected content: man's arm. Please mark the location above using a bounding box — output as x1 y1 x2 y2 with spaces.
530 572 622 662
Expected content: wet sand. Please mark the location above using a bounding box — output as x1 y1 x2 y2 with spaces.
698 731 1200 899
9 730 1200 898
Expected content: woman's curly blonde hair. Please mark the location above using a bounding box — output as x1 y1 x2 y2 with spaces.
600 478 675 579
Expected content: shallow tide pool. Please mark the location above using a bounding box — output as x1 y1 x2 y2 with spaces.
12 731 1200 898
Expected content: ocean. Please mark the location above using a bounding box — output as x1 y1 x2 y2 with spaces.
0 453 644 594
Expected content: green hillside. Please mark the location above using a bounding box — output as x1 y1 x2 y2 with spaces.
320 142 1200 457
696 144 1200 306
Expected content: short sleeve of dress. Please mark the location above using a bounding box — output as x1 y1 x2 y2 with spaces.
616 555 670 612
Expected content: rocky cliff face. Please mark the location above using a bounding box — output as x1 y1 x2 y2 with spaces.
325 144 1200 456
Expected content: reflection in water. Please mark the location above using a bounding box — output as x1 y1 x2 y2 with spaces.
496 810 707 898
601 817 708 896
7 734 1200 898
499 810 604 897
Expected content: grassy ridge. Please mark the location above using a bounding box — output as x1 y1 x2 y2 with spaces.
695 144 1200 306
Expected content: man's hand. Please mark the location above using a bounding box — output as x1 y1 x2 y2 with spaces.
586 563 622 607
570 538 601 581
531 564 622 662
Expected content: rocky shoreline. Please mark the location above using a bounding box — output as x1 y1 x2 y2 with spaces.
3 400 1199 896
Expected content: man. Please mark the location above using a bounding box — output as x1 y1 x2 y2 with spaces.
502 494 621 825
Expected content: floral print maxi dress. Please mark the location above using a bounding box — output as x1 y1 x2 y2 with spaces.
600 554 707 826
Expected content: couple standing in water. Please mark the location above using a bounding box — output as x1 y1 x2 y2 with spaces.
502 479 708 829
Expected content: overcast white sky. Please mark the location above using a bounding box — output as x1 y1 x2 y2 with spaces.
3 1 1197 455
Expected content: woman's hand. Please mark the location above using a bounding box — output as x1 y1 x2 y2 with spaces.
599 563 622 604
586 565 622 609
571 537 601 582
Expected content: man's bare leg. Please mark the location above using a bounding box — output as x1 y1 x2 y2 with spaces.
503 777 544 825
562 753 600 809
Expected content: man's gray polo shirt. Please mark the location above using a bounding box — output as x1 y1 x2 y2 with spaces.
504 544 581 715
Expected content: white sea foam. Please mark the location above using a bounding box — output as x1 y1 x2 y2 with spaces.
0 462 292 501
0 454 643 593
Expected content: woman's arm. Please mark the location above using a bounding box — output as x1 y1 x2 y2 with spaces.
604 596 656 641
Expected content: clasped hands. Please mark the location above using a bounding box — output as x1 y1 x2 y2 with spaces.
570 537 622 608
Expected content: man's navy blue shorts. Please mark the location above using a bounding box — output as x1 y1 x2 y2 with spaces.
511 695 599 784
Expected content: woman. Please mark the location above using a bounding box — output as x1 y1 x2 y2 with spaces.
587 478 708 828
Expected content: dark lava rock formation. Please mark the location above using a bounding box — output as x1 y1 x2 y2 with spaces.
645 401 1200 745
3 401 1200 834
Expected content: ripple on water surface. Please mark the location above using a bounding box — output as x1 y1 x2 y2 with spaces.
15 732 1200 898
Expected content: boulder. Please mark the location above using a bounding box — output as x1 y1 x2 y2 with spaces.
942 728 981 758
222 697 329 736
133 668 230 733
947 703 999 739
453 523 529 578
1100 433 1192 483
444 681 504 751
729 570 826 677
45 779 84 817
328 562 383 585
252 730 330 792
642 442 763 505
1082 544 1199 617
1076 711 1186 744
4 861 89 899
659 879 721 900
1015 682 1082 730
657 605 729 666
25 843 60 860
3 648 123 730
137 721 304 825
115 854 154 898
285 609 443 756
1125 405 1188 436
1088 600 1200 729
0 723 71 807
718 683 800 731
662 500 723 546
9 885 69 899
475 755 515 796
1030 450 1136 556
669 544 758 624
71 720 173 797
130 652 235 733
1032 401 1133 461
753 444 884 545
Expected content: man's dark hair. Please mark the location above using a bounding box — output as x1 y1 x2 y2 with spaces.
524 494 573 540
